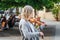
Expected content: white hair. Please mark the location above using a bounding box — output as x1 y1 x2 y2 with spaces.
24 5 33 14
21 5 33 18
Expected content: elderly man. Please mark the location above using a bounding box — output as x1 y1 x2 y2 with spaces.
19 5 44 40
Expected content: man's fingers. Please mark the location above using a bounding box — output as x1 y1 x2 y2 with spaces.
40 32 44 36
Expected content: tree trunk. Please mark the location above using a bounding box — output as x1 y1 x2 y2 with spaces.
55 13 59 21
16 7 19 16
34 9 37 18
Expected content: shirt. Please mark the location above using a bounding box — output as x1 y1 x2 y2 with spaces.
19 18 40 38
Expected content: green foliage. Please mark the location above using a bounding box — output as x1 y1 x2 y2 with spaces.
52 5 60 21
0 0 60 10
52 7 58 15
52 5 60 15
50 0 60 3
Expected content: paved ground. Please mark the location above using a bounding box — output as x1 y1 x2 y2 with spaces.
0 26 55 40
0 36 54 40
54 22 60 40
41 19 60 40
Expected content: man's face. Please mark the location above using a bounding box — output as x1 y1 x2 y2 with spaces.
28 13 33 19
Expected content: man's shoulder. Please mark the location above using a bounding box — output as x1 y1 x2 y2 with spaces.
20 19 25 22
19 19 26 24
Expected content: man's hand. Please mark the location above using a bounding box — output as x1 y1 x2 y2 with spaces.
40 32 44 39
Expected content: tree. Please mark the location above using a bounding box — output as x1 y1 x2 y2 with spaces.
52 5 60 21
18 0 54 17
0 0 25 15
0 0 60 16
0 0 60 10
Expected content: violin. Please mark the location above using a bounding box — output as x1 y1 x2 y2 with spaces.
29 18 41 26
